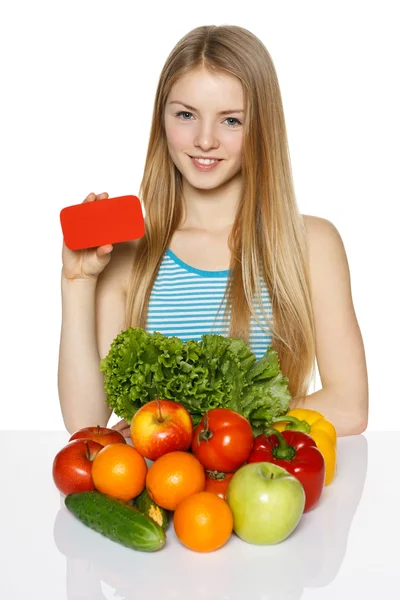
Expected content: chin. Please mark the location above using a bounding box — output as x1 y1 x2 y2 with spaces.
185 166 241 189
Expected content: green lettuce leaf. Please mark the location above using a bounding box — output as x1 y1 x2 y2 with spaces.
100 327 291 432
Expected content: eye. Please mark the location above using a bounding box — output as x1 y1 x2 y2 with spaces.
175 111 193 121
225 117 242 127
175 111 242 127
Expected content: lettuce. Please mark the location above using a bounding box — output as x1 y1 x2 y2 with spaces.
100 328 291 433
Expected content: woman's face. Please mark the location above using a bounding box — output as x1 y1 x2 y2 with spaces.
164 68 244 190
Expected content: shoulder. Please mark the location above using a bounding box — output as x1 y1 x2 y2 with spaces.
301 214 352 306
301 213 353 317
302 214 343 246
302 214 348 271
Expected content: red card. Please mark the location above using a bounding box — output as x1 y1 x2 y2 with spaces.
60 195 145 251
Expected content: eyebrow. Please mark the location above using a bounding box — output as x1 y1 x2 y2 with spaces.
168 101 244 115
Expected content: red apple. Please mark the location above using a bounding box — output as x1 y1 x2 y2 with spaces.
130 399 194 460
69 425 126 446
52 439 103 495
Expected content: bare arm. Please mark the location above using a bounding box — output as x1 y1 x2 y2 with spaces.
291 216 369 436
58 240 136 434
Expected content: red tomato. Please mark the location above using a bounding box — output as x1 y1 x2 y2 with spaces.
192 408 254 472
205 471 234 500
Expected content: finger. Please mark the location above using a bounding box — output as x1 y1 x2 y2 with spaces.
121 428 131 438
96 244 113 257
83 192 96 203
111 419 127 431
96 192 109 200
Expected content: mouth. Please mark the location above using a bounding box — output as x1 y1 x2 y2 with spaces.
188 155 223 161
188 155 223 171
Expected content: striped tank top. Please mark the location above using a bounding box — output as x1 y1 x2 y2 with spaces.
146 249 273 359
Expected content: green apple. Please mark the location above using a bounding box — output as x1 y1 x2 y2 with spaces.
225 461 305 545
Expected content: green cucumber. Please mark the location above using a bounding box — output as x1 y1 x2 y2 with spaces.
133 488 169 530
65 491 166 552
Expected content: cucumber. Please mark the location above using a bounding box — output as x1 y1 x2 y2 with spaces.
65 491 166 552
133 488 169 530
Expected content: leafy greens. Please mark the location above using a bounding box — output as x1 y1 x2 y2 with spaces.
100 327 291 434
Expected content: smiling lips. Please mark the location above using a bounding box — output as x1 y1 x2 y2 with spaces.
189 156 223 171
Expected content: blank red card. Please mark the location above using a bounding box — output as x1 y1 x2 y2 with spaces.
60 195 145 251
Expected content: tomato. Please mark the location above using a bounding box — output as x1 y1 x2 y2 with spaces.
191 408 254 472
205 471 234 500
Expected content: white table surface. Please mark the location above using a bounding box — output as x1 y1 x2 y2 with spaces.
1 430 399 599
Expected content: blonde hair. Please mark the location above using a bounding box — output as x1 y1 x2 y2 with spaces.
125 25 316 399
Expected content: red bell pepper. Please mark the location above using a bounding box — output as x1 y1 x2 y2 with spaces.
247 428 325 512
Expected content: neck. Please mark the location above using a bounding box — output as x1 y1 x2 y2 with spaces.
180 172 242 231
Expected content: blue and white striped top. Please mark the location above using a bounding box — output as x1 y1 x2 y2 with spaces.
146 248 273 359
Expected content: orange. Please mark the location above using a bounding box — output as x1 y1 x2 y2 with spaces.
91 443 147 501
173 491 233 552
146 451 205 511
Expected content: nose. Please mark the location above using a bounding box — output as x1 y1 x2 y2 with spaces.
194 121 220 151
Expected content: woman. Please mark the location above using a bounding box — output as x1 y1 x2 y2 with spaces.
58 25 368 438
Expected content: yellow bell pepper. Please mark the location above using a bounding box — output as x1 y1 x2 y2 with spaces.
271 408 337 486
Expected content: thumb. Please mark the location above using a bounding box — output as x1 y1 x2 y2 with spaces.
96 244 113 257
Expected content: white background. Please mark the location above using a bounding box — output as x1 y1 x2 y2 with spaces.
1 1 398 432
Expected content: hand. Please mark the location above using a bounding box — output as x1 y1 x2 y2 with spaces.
111 418 131 438
61 192 114 281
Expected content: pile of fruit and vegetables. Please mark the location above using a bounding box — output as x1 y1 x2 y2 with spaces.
52 327 337 553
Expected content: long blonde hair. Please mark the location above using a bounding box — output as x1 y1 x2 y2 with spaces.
125 25 316 399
